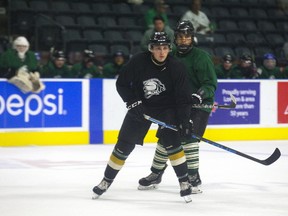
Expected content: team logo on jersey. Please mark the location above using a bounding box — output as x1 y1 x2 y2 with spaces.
143 78 166 99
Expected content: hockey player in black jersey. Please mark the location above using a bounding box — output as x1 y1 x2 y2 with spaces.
92 32 194 202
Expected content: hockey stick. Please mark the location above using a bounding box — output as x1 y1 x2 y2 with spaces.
143 114 281 166
192 93 237 109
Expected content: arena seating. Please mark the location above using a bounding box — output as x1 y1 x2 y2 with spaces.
6 0 288 64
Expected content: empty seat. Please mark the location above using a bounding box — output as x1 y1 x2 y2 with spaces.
130 45 142 55
248 8 267 18
71 2 92 14
64 28 83 42
214 46 235 57
103 30 127 44
276 22 288 32
267 9 286 19
92 3 113 15
125 30 143 44
34 14 55 27
88 44 109 56
211 33 226 45
132 4 150 15
66 40 88 53
218 20 238 32
118 17 142 30
51 1 72 13
30 0 50 13
112 3 132 15
245 33 266 45
257 21 276 32
226 33 245 45
211 7 230 18
265 34 285 47
254 46 274 58
238 20 257 31
10 0 30 11
230 7 249 17
11 11 34 36
55 15 78 28
82 29 105 43
110 44 130 56
77 15 97 28
37 26 63 50
234 46 253 58
97 17 118 29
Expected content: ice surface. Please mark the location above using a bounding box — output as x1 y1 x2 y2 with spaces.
0 140 287 216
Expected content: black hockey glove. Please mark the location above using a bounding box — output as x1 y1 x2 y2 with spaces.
178 120 194 139
126 99 145 122
191 93 202 105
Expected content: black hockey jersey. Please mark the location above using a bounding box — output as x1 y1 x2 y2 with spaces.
116 52 192 123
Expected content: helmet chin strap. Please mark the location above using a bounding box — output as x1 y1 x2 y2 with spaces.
177 44 193 54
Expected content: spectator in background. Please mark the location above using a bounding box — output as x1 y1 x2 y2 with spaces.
0 36 38 78
41 50 71 78
215 54 235 79
70 49 102 78
0 36 45 93
257 53 283 79
141 15 174 51
144 0 170 29
230 53 258 79
181 0 213 35
102 50 126 79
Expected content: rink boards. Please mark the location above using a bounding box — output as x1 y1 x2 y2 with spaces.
0 79 288 146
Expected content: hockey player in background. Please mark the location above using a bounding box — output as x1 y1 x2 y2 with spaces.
138 20 217 194
92 32 193 202
0 36 45 93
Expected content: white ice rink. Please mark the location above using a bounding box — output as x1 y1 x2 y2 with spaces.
0 140 287 216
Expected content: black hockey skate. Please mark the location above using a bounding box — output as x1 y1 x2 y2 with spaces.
189 171 202 194
138 164 167 190
92 178 112 199
180 181 192 203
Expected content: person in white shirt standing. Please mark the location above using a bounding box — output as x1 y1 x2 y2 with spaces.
181 0 212 35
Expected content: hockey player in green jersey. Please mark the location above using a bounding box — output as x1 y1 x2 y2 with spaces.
138 20 217 193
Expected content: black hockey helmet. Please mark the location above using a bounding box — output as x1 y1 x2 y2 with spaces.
83 49 95 59
148 31 171 51
223 54 233 63
240 53 253 64
52 50 66 60
174 20 195 54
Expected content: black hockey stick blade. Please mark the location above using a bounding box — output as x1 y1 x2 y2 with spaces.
192 93 237 109
216 93 237 109
193 135 281 166
143 114 281 166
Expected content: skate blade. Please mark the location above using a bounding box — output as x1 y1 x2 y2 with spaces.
138 184 159 190
92 193 100 200
183 195 192 203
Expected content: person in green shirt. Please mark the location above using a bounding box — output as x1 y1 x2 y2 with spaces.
0 36 38 79
141 15 174 51
41 50 72 78
144 0 170 29
0 36 45 93
215 54 235 79
138 20 217 194
102 50 126 79
256 53 283 79
70 49 102 78
230 53 258 79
